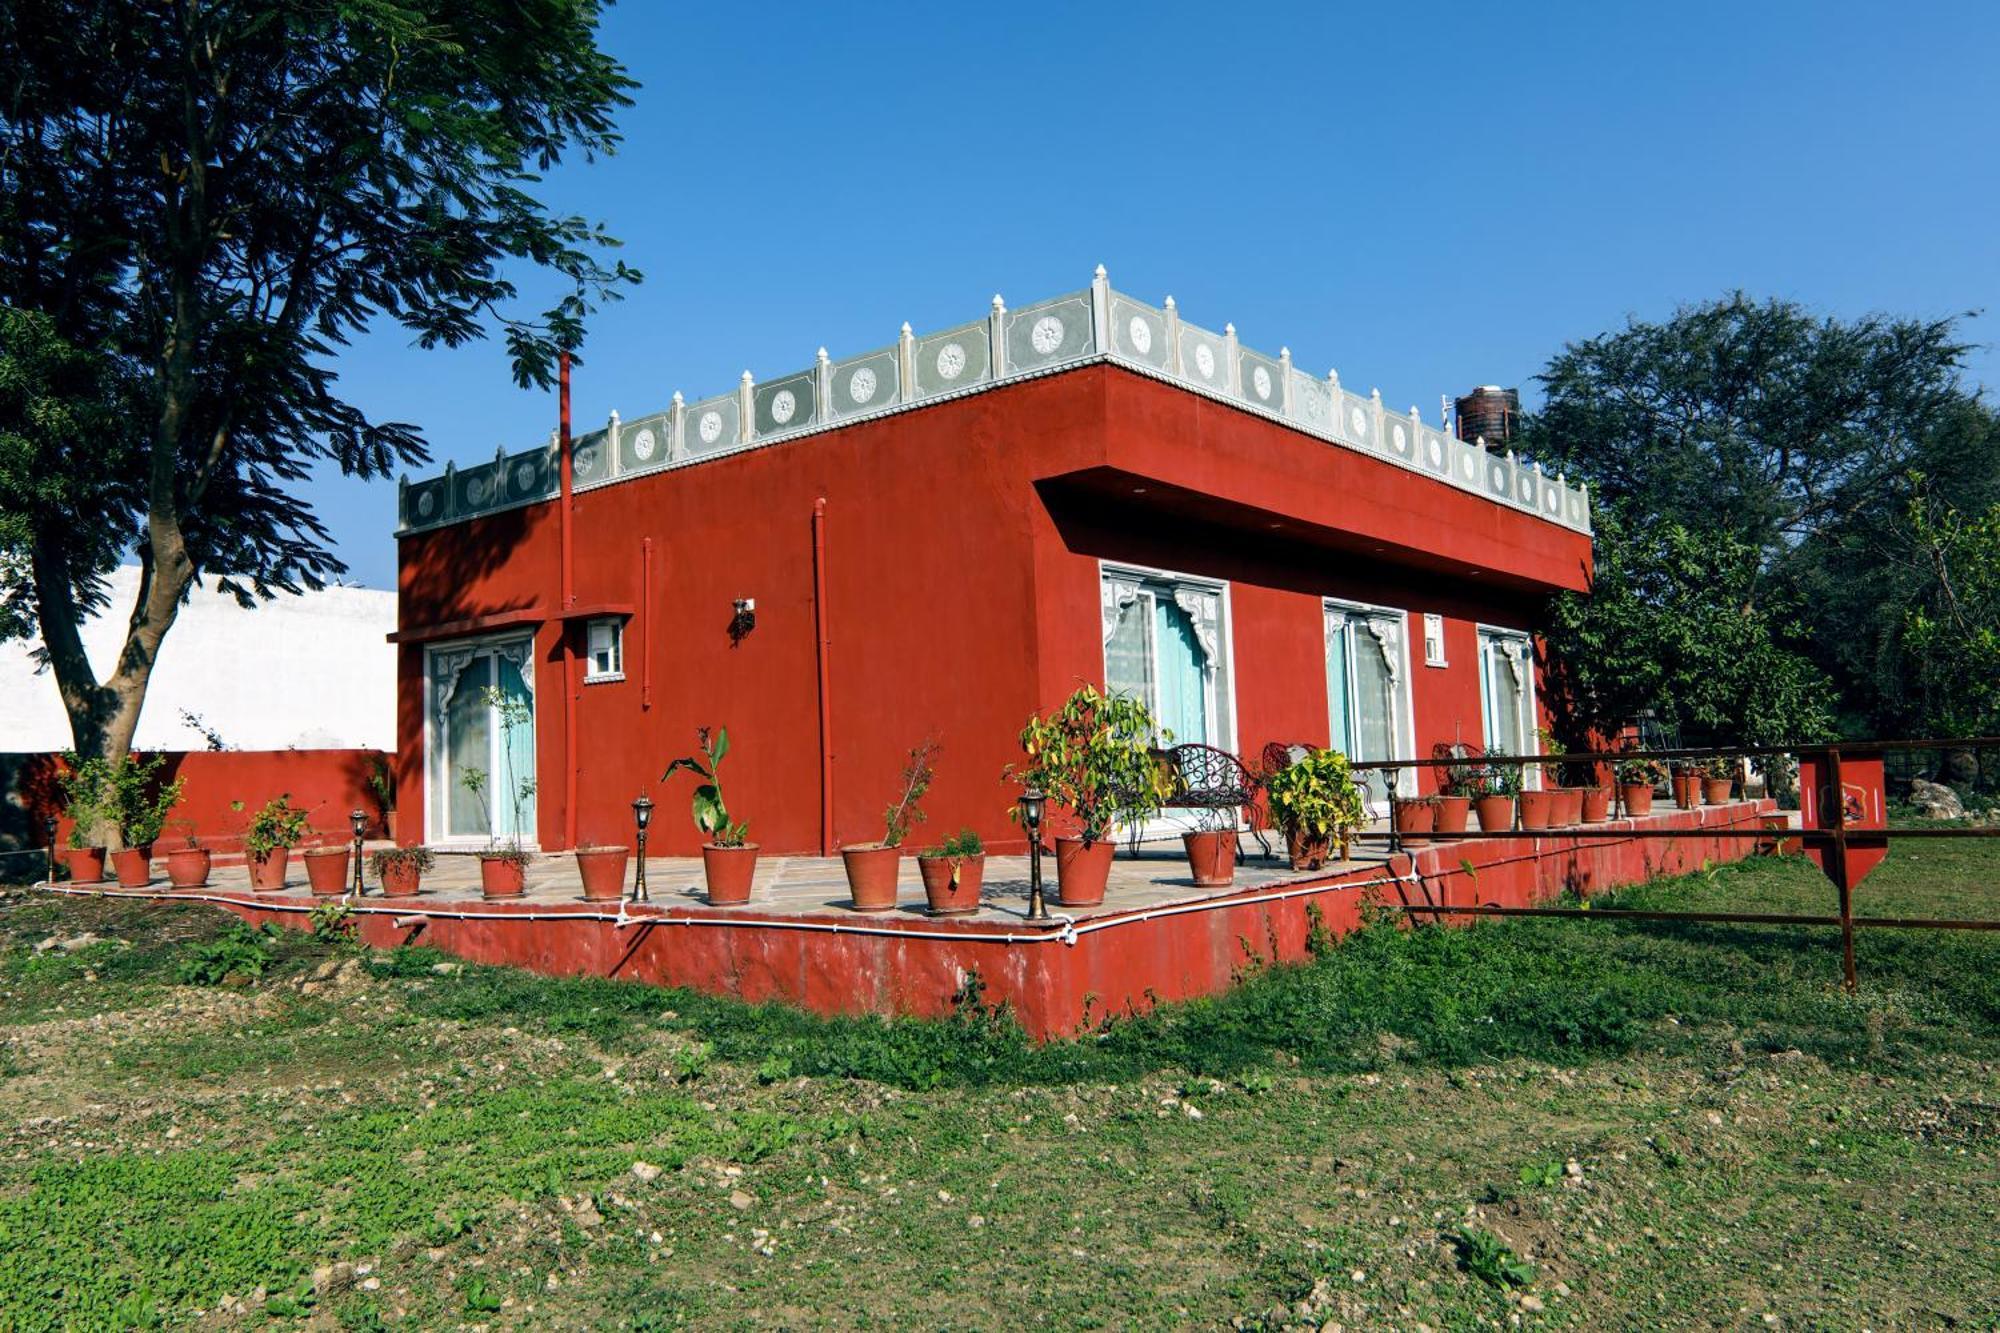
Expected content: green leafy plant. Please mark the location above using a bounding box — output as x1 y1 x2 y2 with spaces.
1264 748 1368 847
104 754 184 848
56 753 114 848
1006 684 1163 845
242 795 308 859
1518 1159 1564 1189
924 828 984 860
1487 763 1525 798
176 923 280 986
663 726 750 847
369 845 436 877
1433 740 1488 797
1702 755 1736 782
465 685 536 861
365 752 396 817
882 739 939 848
1456 1227 1536 1289
1615 756 1666 787
457 1273 505 1315
309 899 357 943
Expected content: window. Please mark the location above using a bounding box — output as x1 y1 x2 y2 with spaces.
1101 568 1230 748
1422 613 1447 667
1477 627 1537 786
1325 601 1413 804
584 618 624 682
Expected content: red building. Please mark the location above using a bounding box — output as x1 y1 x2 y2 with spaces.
391 268 1592 856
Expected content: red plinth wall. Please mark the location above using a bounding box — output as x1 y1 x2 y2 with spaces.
76 803 1771 1039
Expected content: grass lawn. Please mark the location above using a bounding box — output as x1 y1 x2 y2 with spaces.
0 841 1994 1329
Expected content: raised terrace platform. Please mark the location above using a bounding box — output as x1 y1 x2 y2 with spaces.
50 802 1776 1037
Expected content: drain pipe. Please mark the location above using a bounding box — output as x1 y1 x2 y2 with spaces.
559 353 578 850
812 497 834 856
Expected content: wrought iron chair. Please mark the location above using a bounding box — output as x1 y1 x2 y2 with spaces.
1124 742 1270 859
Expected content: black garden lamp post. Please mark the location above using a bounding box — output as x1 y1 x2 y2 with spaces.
349 808 368 895
46 816 58 885
631 795 655 902
1018 789 1049 922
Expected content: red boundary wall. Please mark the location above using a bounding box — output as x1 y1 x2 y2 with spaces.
7 749 391 857
65 801 1774 1038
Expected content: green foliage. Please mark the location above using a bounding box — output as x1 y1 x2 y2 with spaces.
103 754 184 848
242 796 308 859
1264 748 1368 844
365 754 396 815
1518 1159 1565 1189
1524 293 2000 742
368 845 436 876
1541 512 1835 748
925 828 984 859
466 685 537 855
176 923 281 986
1615 756 1667 787
1007 684 1164 844
55 753 114 848
1432 741 1488 797
0 1 640 762
662 726 749 847
881 739 939 848
1456 1227 1535 1288
1901 488 2000 736
309 900 357 944
457 1273 505 1314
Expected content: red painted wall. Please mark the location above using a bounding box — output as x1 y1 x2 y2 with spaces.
395 364 1592 854
12 749 389 855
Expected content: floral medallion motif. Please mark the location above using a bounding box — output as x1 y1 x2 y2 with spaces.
1127 316 1153 356
416 490 437 519
1251 365 1272 401
632 427 657 461
936 342 967 381
1193 343 1216 380
848 367 877 404
1030 315 1065 355
770 390 798 425
1348 404 1369 438
698 411 723 445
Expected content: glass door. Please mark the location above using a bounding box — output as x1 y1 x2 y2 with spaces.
427 637 538 845
1326 604 1410 809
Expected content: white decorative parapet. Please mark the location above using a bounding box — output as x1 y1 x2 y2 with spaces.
398 266 1592 536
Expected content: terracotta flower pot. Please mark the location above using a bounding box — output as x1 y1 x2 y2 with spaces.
1473 795 1515 833
1671 774 1700 808
917 853 984 915
575 845 631 902
842 843 903 911
378 860 423 897
1285 829 1333 872
1580 786 1612 823
480 856 527 898
701 843 759 905
1433 795 1472 835
383 809 399 841
1394 800 1436 846
249 847 291 892
304 847 350 896
1702 777 1733 805
1053 836 1115 907
165 847 211 888
61 847 107 884
1182 829 1237 888
1553 788 1585 826
1518 790 1555 831
1620 784 1655 817
113 846 154 888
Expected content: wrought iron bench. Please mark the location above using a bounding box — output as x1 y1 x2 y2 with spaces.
1123 742 1271 858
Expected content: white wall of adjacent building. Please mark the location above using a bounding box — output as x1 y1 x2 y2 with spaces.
0 565 395 752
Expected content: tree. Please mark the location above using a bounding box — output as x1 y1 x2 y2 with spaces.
1523 294 1999 740
1538 511 1835 750
1900 487 2000 737
0 1 639 782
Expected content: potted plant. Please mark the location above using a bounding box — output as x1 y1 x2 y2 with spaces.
1670 763 1701 809
1580 782 1612 823
366 752 398 841
165 820 211 888
1702 757 1735 805
105 755 183 888
304 839 351 897
663 725 756 905
55 754 112 883
1616 757 1662 817
1006 685 1163 907
917 828 985 915
244 795 309 892
575 843 630 902
1474 763 1519 832
843 740 938 911
371 845 434 897
1431 741 1482 835
1264 747 1368 872
1394 795 1438 846
463 685 537 898
1181 809 1237 888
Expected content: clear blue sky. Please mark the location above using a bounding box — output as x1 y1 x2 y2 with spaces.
316 0 2000 589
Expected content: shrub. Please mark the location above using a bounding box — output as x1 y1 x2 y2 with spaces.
1007 684 1163 845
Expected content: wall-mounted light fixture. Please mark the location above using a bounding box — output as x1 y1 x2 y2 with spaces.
728 597 757 645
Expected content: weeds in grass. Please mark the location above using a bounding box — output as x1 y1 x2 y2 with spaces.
174 923 280 986
1518 1159 1565 1189
1456 1228 1535 1289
